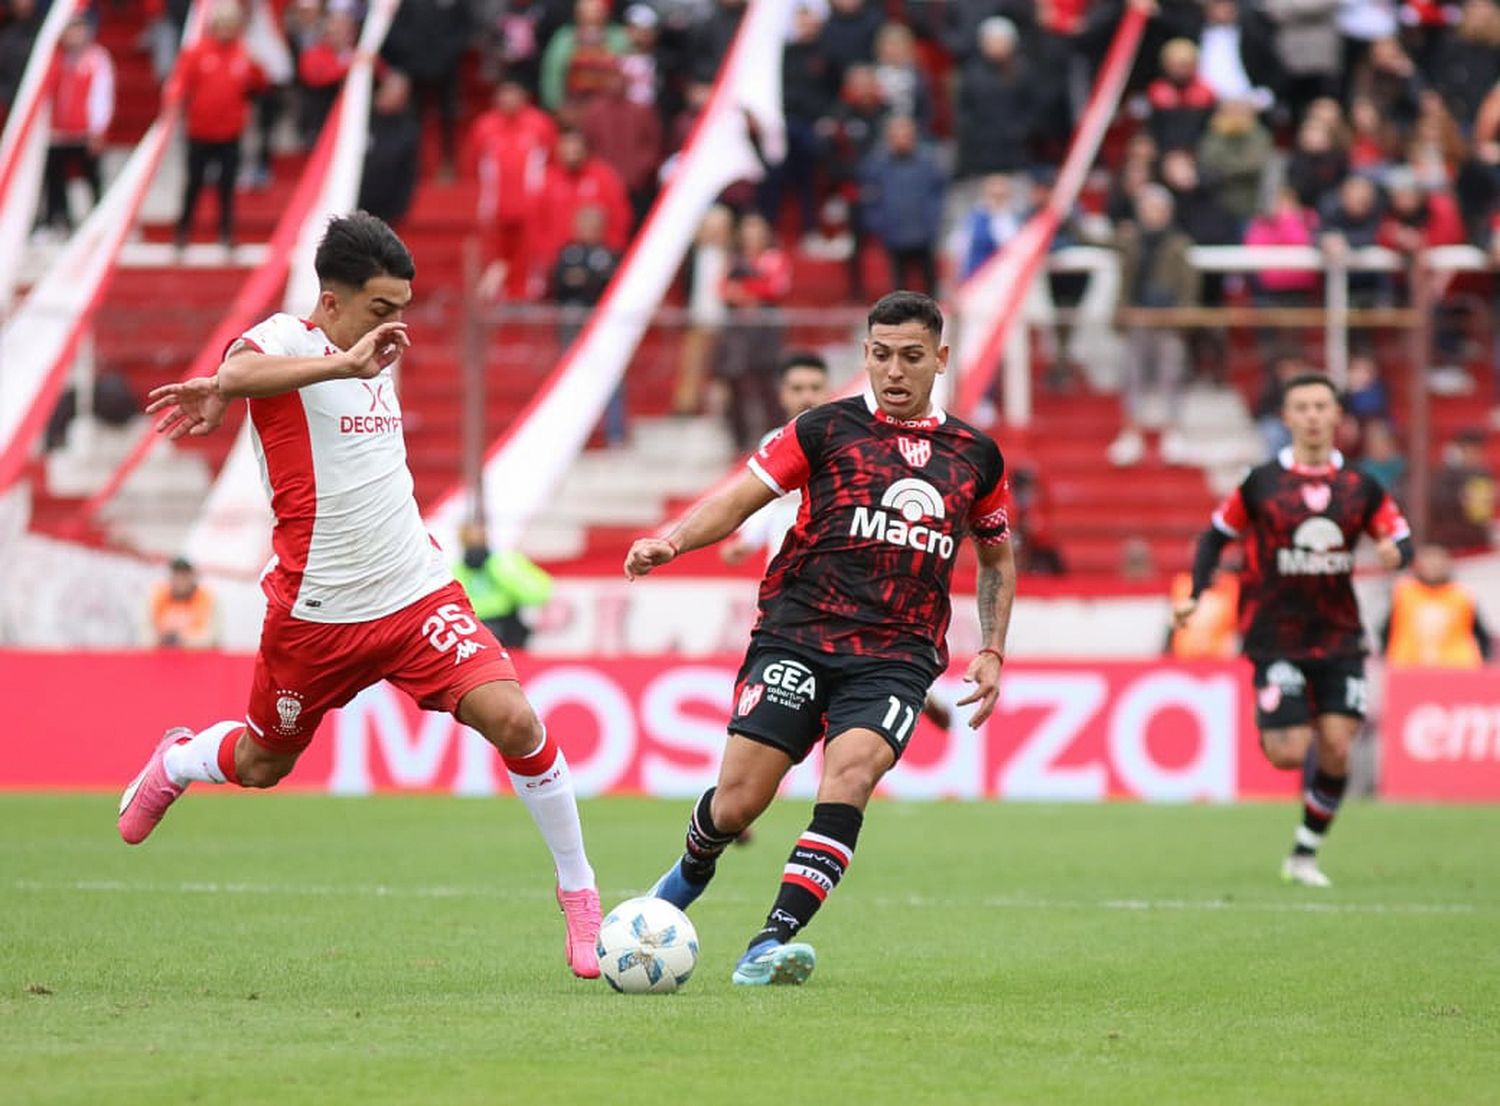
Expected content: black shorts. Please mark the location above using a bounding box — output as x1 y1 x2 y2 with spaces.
728 639 934 763
1251 655 1369 730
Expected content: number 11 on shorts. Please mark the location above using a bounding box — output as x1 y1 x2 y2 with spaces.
882 696 916 745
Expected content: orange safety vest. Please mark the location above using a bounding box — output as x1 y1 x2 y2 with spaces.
1386 579 1482 668
1169 571 1239 659
150 583 216 647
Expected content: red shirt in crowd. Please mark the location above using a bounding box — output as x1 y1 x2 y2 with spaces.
178 37 267 142
466 104 558 223
47 43 115 142
1376 191 1466 251
1146 75 1217 113
540 156 631 260
723 249 792 307
298 41 354 90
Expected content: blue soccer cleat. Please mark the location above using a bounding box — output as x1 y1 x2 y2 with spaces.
731 939 816 986
648 858 710 912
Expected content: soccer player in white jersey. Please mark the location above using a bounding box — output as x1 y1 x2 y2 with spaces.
118 212 603 979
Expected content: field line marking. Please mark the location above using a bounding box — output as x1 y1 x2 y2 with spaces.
6 879 1487 916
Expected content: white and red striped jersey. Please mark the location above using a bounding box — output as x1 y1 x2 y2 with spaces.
229 313 451 623
48 43 114 142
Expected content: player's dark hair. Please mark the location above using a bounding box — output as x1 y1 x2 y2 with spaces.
779 351 828 379
1281 372 1339 405
868 291 943 340
314 212 415 289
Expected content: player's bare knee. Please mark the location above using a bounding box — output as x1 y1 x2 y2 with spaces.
1260 728 1310 770
484 702 544 758
819 760 882 806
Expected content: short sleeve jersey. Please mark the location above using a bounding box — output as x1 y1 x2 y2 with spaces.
229 313 451 623
747 393 1010 676
1212 447 1410 660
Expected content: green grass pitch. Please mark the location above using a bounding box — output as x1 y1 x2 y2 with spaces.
4 794 1497 1105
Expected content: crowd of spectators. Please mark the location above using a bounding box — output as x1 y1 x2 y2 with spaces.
1 0 1495 555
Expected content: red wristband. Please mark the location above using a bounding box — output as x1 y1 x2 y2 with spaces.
977 647 1004 664
665 537 681 557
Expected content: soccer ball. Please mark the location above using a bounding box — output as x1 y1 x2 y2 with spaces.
596 896 699 994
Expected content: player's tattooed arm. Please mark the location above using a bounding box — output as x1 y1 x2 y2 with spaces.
624 471 776 579
959 538 1015 728
975 538 1016 653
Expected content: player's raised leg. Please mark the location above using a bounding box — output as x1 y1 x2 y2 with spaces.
118 715 307 844
456 679 601 978
732 726 890 987
651 734 791 910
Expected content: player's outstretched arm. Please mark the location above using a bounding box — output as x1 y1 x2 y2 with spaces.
624 471 776 580
957 537 1015 728
214 322 410 398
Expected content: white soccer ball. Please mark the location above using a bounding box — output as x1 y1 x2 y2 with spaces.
596 896 699 994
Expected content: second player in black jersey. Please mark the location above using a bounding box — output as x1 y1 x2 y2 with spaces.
624 292 1017 987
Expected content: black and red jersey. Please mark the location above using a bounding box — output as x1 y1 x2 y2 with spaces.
747 394 1010 676
1212 448 1410 660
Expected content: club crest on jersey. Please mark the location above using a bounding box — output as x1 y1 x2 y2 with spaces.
737 683 764 716
274 689 305 734
1300 483 1332 513
849 477 955 558
896 436 931 468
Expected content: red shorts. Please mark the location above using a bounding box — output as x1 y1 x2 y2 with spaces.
245 581 517 753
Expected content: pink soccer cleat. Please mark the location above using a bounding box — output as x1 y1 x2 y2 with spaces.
117 727 193 845
556 884 602 979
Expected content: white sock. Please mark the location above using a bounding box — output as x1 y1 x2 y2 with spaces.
162 720 242 787
504 729 595 892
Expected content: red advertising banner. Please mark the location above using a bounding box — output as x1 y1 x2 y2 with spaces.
0 652 1291 800
1382 668 1500 800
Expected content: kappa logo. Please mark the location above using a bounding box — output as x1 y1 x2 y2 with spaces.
849 477 954 558
453 639 486 665
1300 482 1332 513
896 436 931 468
274 690 305 734
1278 516 1352 576
737 683 765 716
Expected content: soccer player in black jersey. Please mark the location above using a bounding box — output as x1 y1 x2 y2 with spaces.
624 292 1017 985
1176 374 1412 887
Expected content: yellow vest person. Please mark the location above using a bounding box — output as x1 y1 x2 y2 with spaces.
453 525 554 649
1168 569 1239 659
1383 546 1490 669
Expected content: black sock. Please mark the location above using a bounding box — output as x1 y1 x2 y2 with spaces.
679 788 736 883
751 802 863 950
1293 769 1348 856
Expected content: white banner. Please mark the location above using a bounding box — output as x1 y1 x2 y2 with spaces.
423 0 789 555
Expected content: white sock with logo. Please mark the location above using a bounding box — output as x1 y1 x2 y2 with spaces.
162 720 243 787
502 728 595 892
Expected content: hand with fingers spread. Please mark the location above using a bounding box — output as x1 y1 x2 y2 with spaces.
145 376 230 440
624 537 678 580
956 649 1003 728
342 321 410 379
